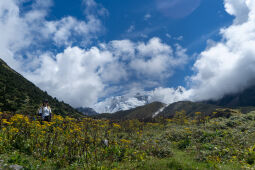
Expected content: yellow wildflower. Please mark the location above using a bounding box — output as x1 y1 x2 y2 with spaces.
57 127 63 131
10 128 19 133
166 119 173 122
113 123 121 128
120 139 131 143
2 119 12 125
195 112 201 115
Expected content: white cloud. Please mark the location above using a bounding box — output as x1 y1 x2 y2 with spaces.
224 0 249 24
137 37 172 56
0 0 103 69
144 13 151 20
184 0 255 102
174 36 183 41
130 38 187 78
0 0 40 70
166 33 171 39
83 0 108 17
127 25 135 33
44 16 101 46
26 47 106 107
148 86 187 104
156 0 201 19
106 38 188 81
108 40 135 60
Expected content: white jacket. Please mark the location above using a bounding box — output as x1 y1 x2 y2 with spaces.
38 106 52 118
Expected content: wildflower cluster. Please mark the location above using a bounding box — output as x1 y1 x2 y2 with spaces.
0 114 154 168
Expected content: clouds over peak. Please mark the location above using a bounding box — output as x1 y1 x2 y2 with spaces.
25 37 188 108
106 0 255 111
185 0 255 101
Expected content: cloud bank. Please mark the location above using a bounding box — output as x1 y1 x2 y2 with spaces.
0 0 102 70
185 0 255 102
26 38 188 108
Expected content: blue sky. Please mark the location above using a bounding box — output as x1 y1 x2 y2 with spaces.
2 0 255 112
48 0 233 51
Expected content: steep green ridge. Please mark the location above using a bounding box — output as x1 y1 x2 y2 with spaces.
0 58 82 117
93 102 165 121
159 101 228 118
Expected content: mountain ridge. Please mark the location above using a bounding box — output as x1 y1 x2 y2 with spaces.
94 84 255 120
0 58 82 118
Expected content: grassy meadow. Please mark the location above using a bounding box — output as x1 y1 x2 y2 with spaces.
0 111 255 169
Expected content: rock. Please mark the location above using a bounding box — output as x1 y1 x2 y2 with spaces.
102 139 109 146
9 164 23 170
0 160 4 168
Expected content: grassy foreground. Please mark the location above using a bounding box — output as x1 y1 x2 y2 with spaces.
0 111 255 169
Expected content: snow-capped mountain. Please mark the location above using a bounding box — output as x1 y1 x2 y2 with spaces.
94 93 150 113
94 86 187 113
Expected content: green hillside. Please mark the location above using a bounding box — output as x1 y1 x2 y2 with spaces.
0 58 82 118
157 101 249 119
159 101 220 118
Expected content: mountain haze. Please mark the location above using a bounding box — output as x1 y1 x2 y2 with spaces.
76 107 98 116
205 85 255 107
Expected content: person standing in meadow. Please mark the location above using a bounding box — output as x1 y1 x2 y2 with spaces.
38 99 52 121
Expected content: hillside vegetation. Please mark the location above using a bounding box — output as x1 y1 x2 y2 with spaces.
0 59 82 118
1 110 255 169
